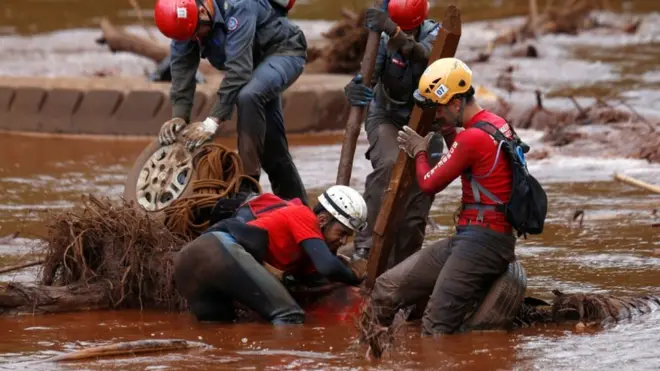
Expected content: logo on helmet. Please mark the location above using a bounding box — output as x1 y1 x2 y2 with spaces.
176 7 187 19
227 17 239 31
434 84 448 99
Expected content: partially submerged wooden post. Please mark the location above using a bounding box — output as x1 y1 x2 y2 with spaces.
44 339 208 362
336 0 390 186
366 6 463 289
613 173 660 194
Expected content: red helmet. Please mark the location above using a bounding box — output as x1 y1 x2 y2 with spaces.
154 0 200 41
388 0 429 30
271 0 296 10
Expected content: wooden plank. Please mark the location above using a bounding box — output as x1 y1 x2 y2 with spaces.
336 0 390 186
614 173 660 194
366 5 463 289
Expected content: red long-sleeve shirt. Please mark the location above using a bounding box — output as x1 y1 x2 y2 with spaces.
415 110 514 233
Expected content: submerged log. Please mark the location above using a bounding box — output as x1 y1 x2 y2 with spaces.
515 290 660 328
44 339 209 362
0 282 111 315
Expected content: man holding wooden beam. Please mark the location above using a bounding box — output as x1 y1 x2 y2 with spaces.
367 57 546 335
343 0 444 266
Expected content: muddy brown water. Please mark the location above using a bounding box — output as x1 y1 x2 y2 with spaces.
0 129 659 370
1 0 660 369
2 0 659 35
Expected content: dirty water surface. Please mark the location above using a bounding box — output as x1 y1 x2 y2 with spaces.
2 0 658 35
0 130 659 370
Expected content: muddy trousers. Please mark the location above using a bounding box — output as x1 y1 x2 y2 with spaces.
353 107 437 267
236 55 308 205
173 231 305 325
370 226 516 335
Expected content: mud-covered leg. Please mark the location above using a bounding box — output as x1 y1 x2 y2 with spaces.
174 232 304 325
173 233 236 322
216 233 305 325
391 184 435 267
236 55 306 201
369 238 453 326
261 95 308 205
421 233 512 335
353 108 399 259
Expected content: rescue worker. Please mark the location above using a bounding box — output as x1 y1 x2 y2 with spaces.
343 0 443 266
368 58 517 335
153 0 309 204
173 185 368 325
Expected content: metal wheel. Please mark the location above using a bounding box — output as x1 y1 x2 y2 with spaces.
134 143 193 212
123 139 198 214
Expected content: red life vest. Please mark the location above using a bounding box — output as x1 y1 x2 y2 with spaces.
241 193 303 219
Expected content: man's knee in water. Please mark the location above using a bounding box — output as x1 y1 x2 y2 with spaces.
271 312 306 325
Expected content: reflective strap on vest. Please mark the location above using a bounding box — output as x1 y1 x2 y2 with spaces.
463 175 505 223
463 131 506 223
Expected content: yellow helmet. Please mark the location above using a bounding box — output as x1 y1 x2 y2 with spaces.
413 57 473 106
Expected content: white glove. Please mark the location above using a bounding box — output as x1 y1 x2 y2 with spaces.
180 118 220 151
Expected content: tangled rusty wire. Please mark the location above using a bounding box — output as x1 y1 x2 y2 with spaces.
162 143 261 240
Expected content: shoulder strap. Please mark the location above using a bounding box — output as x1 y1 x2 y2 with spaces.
473 121 508 143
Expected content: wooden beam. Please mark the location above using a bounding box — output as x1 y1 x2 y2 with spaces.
336 0 390 186
614 173 660 194
366 5 463 289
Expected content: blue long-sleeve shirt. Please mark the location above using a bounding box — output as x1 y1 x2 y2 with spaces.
169 0 307 122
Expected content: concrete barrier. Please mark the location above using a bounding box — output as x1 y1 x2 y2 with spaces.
7 87 48 132
0 74 353 137
40 88 83 133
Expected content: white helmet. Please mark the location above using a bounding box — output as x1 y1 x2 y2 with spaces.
317 185 368 232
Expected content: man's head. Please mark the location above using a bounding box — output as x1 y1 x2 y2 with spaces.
413 57 477 127
154 0 215 41
313 185 368 252
388 0 429 33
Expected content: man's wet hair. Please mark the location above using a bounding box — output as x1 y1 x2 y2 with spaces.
313 203 327 215
451 85 475 104
313 202 339 228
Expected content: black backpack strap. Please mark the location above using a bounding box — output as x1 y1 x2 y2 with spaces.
473 121 508 143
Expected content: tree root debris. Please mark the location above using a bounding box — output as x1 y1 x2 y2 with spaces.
39 195 187 311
